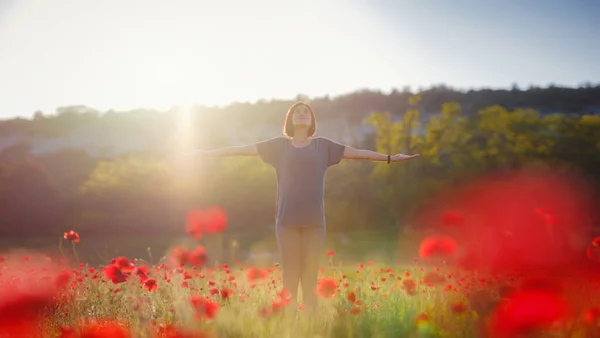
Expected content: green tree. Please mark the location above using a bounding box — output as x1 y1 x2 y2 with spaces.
0 159 59 236
363 95 424 227
77 156 174 234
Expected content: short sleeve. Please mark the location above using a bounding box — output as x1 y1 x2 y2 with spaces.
325 138 346 167
256 137 284 167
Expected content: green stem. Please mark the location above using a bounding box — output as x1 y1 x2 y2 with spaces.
71 241 80 265
58 237 68 262
147 247 153 264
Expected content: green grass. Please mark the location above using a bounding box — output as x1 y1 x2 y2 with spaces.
3 233 594 337
32 260 482 338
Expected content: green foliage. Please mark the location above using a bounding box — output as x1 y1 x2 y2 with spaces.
80 156 170 198
0 91 599 241
361 99 600 229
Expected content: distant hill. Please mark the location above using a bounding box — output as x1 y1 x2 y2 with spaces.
0 84 598 156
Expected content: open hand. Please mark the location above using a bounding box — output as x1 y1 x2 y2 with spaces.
391 153 420 162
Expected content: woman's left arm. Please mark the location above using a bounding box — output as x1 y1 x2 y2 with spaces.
342 146 420 162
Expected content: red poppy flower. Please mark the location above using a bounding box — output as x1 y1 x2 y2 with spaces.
190 296 219 320
488 290 570 336
188 246 208 267
402 278 416 288
0 293 56 337
271 300 285 313
246 267 268 282
143 279 158 292
276 288 292 305
63 230 81 243
55 270 72 290
170 247 190 267
220 287 233 300
186 207 228 239
415 312 429 325
0 271 67 338
135 265 149 282
102 265 128 284
418 236 458 259
346 291 356 303
201 207 227 233
113 257 135 273
66 320 132 338
315 277 338 299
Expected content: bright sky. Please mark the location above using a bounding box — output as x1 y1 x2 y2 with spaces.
0 0 599 118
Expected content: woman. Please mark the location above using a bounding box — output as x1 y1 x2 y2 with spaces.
190 101 420 316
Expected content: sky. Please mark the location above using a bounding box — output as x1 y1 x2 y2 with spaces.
0 0 599 118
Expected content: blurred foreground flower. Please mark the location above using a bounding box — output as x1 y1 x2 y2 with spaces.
246 267 269 283
418 236 458 259
60 319 131 338
186 207 227 239
488 290 570 336
190 296 219 321
0 257 72 338
442 211 464 227
316 277 338 298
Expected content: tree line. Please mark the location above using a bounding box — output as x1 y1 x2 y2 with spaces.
1 84 599 141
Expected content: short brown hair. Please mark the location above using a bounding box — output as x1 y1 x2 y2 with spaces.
283 101 316 137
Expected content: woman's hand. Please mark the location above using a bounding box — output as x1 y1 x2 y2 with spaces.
391 153 420 162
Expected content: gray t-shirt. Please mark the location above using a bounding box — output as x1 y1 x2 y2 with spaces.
256 136 346 228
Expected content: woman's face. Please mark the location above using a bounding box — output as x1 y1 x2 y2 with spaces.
291 104 312 127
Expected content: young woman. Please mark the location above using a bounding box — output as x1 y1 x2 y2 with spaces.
189 101 420 316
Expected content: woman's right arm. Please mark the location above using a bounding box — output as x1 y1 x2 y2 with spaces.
188 144 258 157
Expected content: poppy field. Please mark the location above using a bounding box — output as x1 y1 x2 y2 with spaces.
2 169 600 338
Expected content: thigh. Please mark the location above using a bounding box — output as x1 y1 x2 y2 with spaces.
300 226 326 265
276 226 302 266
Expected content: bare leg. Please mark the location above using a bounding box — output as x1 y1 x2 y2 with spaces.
276 226 302 315
299 226 326 316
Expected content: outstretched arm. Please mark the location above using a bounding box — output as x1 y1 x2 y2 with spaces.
342 146 420 162
187 144 258 157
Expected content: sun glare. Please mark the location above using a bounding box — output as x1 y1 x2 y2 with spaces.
152 63 183 88
174 105 194 152
171 104 199 195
